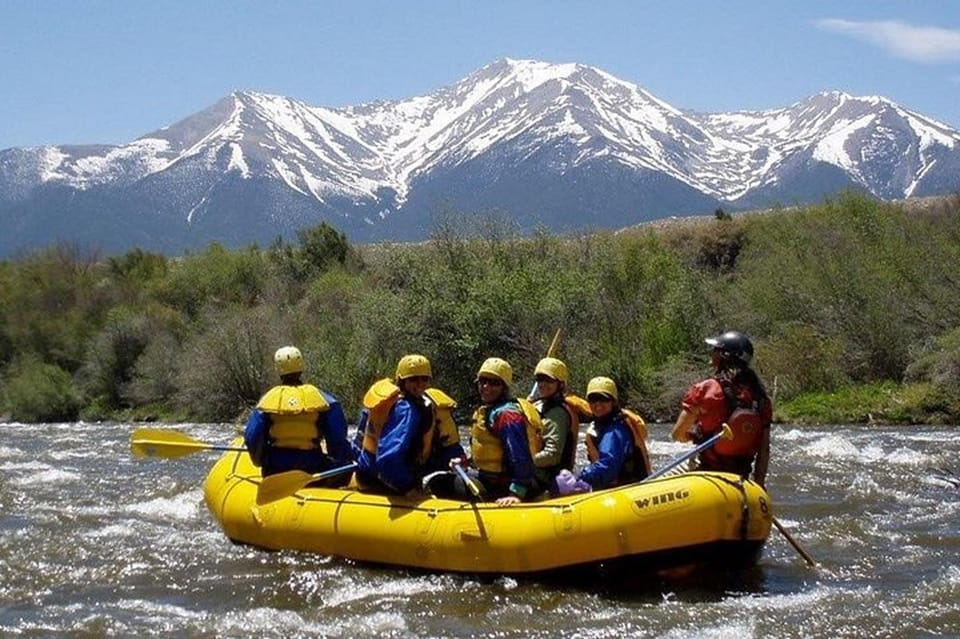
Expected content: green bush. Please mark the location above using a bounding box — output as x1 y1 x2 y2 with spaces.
173 305 279 421
155 244 266 318
757 323 849 401
3 356 81 422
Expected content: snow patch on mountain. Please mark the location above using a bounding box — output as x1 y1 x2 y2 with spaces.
811 113 875 173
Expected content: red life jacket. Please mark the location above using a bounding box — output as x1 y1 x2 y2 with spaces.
699 378 770 473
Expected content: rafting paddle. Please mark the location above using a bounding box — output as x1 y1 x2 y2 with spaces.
453 463 485 500
130 428 246 459
256 462 359 504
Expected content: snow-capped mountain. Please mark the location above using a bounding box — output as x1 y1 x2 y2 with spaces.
2 58 959 257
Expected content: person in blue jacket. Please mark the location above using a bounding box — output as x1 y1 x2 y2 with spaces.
243 346 352 484
555 376 649 494
355 355 466 497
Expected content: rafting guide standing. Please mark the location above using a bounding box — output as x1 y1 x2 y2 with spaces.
670 331 772 486
243 346 353 482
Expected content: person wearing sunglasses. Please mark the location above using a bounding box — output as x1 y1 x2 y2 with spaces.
555 376 651 495
354 354 466 497
469 357 543 506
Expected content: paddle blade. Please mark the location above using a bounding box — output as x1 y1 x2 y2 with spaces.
131 428 196 459
129 428 241 459
257 470 316 504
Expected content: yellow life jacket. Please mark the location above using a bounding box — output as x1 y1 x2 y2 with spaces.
586 408 651 479
471 398 543 474
424 387 459 462
257 384 329 451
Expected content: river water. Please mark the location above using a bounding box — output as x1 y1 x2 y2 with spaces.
1 421 957 638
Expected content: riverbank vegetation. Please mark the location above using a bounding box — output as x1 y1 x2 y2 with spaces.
1 192 959 425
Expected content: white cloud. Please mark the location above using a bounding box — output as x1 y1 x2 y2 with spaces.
817 18 960 62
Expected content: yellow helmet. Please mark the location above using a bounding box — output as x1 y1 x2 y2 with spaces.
476 357 513 386
274 346 304 376
586 376 618 401
395 354 432 380
534 357 568 383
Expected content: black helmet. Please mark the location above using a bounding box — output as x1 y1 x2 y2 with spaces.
705 331 754 365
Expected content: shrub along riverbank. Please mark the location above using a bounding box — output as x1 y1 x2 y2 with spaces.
1 192 959 426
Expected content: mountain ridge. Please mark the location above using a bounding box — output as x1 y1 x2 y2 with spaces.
2 57 959 256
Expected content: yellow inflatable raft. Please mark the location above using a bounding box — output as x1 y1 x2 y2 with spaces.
203 441 772 574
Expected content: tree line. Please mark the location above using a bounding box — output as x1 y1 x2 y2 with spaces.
2 192 959 425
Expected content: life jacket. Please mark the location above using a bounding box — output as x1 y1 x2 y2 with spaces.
471 397 544 474
705 379 769 458
537 393 591 471
424 387 460 459
359 378 440 465
257 384 330 451
585 408 651 482
697 378 770 475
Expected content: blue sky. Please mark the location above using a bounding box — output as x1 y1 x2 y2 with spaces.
3 1 959 150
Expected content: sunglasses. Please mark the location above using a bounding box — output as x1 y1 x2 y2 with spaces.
535 375 558 383
587 394 613 403
405 375 430 383
477 377 504 387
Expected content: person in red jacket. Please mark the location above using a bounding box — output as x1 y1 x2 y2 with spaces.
670 331 771 486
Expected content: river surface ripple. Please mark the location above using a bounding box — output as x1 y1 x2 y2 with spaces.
0 422 957 638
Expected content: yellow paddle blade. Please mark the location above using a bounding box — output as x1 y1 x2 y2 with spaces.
256 470 315 505
129 428 244 459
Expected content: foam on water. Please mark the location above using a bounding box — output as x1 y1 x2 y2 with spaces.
0 460 54 472
321 572 461 607
801 434 861 459
10 467 82 486
2 422 958 638
0 445 23 459
123 488 204 522
660 621 757 639
215 607 313 634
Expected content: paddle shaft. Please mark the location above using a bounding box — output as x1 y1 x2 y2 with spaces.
312 461 358 482
454 463 484 499
773 516 817 567
529 327 563 400
256 462 359 504
643 424 733 482
145 441 244 453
